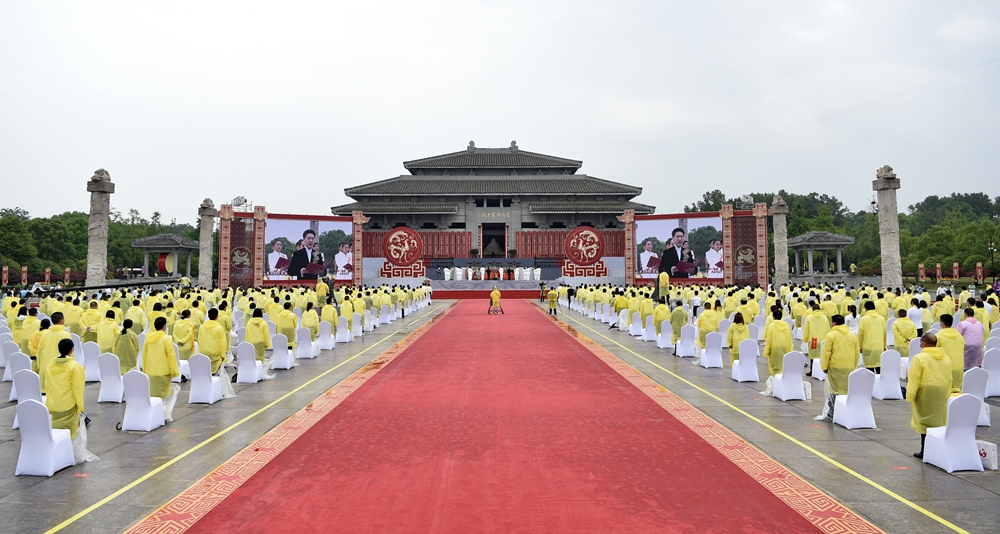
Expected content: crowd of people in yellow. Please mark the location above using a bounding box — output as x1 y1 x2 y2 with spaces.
559 279 998 458
1 279 431 467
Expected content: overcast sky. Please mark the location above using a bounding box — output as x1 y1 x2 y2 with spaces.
2 1 998 224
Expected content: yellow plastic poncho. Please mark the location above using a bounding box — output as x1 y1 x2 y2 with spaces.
96 316 119 354
276 309 299 349
762 320 792 376
35 325 72 393
17 315 40 355
45 357 86 439
141 330 179 398
80 308 102 344
198 320 229 373
802 310 830 361
906 346 952 433
726 323 750 364
669 306 688 345
653 304 670 335
935 327 965 392
490 288 501 307
892 317 918 358
857 310 887 369
695 309 719 348
341 300 354 332
820 325 860 395
301 309 319 341
245 317 272 361
173 319 195 360
113 330 139 374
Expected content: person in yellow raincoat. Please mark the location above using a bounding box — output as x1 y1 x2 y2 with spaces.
198 308 229 374
36 312 72 393
726 312 750 364
761 309 792 395
547 288 559 315
96 310 119 354
45 338 86 439
340 298 354 333
125 299 147 335
816 314 859 422
695 301 719 348
490 286 502 314
657 272 670 302
245 308 272 361
321 298 339 331
141 317 180 399
301 302 320 341
28 319 50 370
892 309 918 358
669 301 688 350
80 301 102 344
935 314 965 392
907 333 953 458
857 301 887 372
113 319 139 374
17 307 41 355
276 302 299 349
801 303 830 363
653 298 670 336
173 310 196 360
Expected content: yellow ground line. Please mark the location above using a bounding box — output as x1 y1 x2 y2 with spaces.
44 304 446 534
558 308 969 534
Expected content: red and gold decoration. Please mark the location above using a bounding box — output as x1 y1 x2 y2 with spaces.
619 210 636 285
21 265 28 286
218 205 266 290
561 260 608 277
352 211 370 286
563 226 605 266
935 263 942 281
976 262 984 283
720 205 735 286
64 267 71 285
253 207 267 288
379 260 426 278
753 203 770 287
2 265 8 286
952 262 960 280
382 227 423 267
918 263 925 282
44 267 51 284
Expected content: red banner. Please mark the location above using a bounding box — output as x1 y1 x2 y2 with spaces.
44 267 50 283
976 262 984 282
64 267 71 285
936 263 942 281
21 265 28 285
1 266 7 286
952 262 959 280
918 263 925 281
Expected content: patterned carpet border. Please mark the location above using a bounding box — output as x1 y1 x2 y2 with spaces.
123 303 458 534
543 307 884 534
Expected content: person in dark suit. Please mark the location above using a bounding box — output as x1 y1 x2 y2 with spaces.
658 227 688 279
287 229 318 280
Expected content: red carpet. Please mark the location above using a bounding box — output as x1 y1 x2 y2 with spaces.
186 300 825 533
430 289 539 300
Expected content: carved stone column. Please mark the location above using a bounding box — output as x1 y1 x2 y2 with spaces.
617 210 635 285
197 198 217 288
873 165 902 288
352 211 370 286
769 196 790 287
86 169 115 287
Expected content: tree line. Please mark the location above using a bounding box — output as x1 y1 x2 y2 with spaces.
684 190 1000 278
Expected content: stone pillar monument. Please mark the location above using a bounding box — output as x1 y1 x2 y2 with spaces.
85 169 115 287
873 165 902 288
198 198 218 288
769 195 790 287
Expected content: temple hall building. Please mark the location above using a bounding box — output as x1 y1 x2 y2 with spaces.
332 141 654 259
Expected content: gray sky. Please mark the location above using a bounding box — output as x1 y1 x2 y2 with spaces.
2 1 998 224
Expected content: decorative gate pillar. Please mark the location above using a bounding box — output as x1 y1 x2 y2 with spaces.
753 202 771 288
873 165 902 288
769 196 790 287
86 169 115 287
218 205 234 290
352 211 370 286
720 205 734 286
197 199 218 288
618 210 635 285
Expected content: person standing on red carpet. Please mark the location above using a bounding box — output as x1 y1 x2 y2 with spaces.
547 287 559 315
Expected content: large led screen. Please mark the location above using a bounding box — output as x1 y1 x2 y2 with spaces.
264 215 354 281
634 214 724 280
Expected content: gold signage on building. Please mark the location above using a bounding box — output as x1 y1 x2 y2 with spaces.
479 210 512 220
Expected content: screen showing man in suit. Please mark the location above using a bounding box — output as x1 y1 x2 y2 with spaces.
264 216 353 282
635 215 723 280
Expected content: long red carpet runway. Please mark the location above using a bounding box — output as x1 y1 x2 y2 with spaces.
135 300 878 533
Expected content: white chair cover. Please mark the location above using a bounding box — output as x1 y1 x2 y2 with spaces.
381 305 391 325
986 337 1000 352
318 321 335 350
717 319 732 347
236 342 264 384
122 371 166 431
955 367 991 426
731 339 760 382
14 399 74 476
335 317 351 344
924 394 985 473
641 316 657 342
12 368 45 429
352 313 363 338
984 348 1000 398
270 334 295 370
97 353 124 403
296 327 317 359
7 352 31 402
81 341 102 382
676 326 696 357
188 354 223 404
773 351 806 401
700 332 724 369
629 312 643 337
833 369 877 429
872 350 903 400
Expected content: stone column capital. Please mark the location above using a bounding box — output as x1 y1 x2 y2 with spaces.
86 180 115 194
198 207 218 218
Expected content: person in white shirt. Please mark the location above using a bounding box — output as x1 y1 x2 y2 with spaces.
639 240 659 279
266 239 288 280
334 242 353 281
907 298 924 335
705 239 723 278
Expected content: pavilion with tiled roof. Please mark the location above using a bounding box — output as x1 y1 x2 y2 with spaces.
332 141 654 257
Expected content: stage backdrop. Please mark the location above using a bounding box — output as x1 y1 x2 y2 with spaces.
632 205 768 287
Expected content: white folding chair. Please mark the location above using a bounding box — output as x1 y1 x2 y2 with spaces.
352 313 363 338
270 334 295 370
833 369 877 429
717 319 731 347
97 353 124 403
236 327 246 345
901 338 921 378
1 340 20 381
318 321 335 350
7 352 31 402
676 325 696 357
873 350 903 400
951 367 990 426
773 351 807 401
122 371 165 431
293 307 303 324
700 332 724 369
731 339 760 382
187 354 223 404
986 337 1000 353
641 316 657 342
12 368 45 429
617 310 628 331
747 324 760 344
984 348 1000 398
335 317 351 344
924 394 985 473
752 315 765 340
296 327 317 359
70 333 85 366
14 399 74 476
629 312 643 337
236 342 264 384
81 341 102 382
381 305 391 325
885 317 897 347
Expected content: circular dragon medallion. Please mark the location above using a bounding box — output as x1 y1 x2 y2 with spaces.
382 227 423 267
564 226 605 266
231 246 253 269
734 245 756 267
